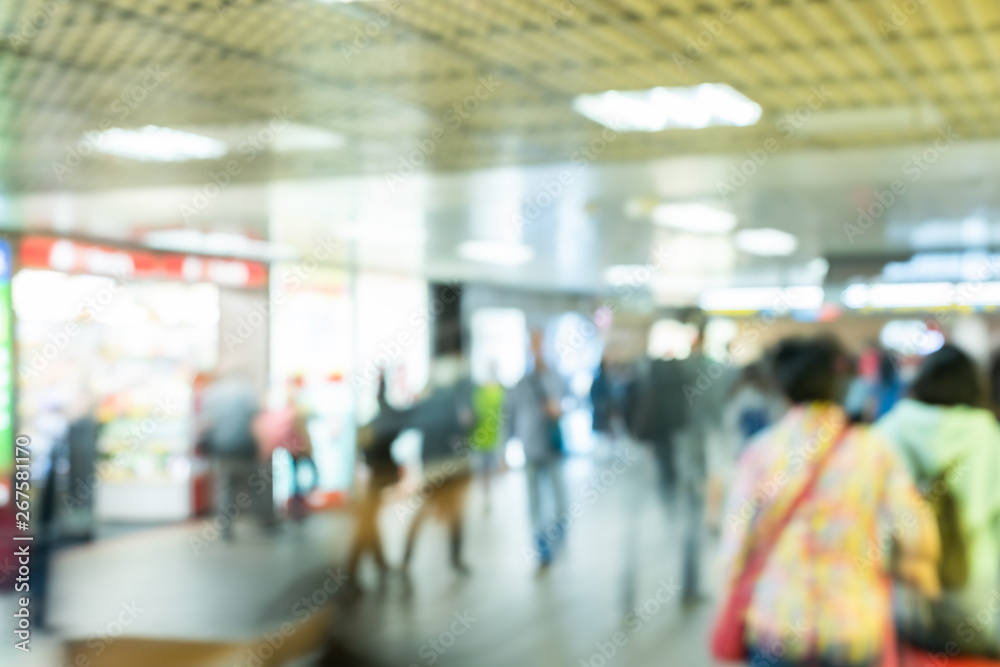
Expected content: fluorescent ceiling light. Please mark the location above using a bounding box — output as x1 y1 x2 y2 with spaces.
144 230 297 261
652 203 736 234
841 282 954 309
96 126 228 162
458 240 533 266
700 286 824 312
734 228 799 256
272 124 346 153
572 83 761 132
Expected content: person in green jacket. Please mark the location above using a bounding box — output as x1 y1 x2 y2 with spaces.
471 363 505 514
875 344 1000 658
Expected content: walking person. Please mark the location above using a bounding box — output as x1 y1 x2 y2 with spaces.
632 351 688 501
876 344 1000 658
401 354 475 575
199 369 261 540
674 326 731 603
590 357 616 458
346 374 402 591
509 331 567 570
471 362 506 514
713 336 940 667
254 377 315 522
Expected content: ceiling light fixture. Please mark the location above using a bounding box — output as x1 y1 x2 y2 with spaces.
652 203 736 234
841 282 954 309
700 286 825 312
143 230 297 261
97 126 228 162
458 240 533 266
572 83 762 132
734 228 799 256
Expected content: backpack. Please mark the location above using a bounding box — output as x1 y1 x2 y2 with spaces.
909 457 969 590
632 359 689 443
925 464 969 589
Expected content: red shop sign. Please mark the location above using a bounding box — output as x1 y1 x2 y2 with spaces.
20 236 267 288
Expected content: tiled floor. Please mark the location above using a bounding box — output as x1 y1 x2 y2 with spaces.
1 441 723 666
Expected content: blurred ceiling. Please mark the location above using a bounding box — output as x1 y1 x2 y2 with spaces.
3 0 1000 190
2 0 1000 295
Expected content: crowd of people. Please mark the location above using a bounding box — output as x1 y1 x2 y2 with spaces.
712 338 1000 665
192 323 1000 665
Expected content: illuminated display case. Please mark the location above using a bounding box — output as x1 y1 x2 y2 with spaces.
14 236 265 522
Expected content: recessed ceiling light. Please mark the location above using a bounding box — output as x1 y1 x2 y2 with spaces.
97 126 228 162
734 228 799 256
458 240 533 266
652 203 736 234
572 83 762 132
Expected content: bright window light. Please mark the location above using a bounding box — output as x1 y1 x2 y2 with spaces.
700 286 824 312
458 241 533 266
96 126 228 162
734 228 799 257
335 223 427 245
572 83 762 132
880 321 945 356
652 203 736 234
603 264 649 285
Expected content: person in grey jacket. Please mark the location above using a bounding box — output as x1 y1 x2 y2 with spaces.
508 332 566 569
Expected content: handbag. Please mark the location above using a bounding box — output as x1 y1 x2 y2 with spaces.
530 373 564 454
710 425 850 661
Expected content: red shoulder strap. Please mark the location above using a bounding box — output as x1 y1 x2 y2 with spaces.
746 424 851 569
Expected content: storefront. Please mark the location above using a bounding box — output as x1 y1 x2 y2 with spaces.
267 263 354 506
12 235 267 523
